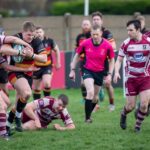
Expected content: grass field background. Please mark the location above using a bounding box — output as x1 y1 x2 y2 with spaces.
0 88 150 150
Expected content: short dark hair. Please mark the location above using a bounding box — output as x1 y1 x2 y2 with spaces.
92 24 102 31
36 26 43 30
126 20 141 30
92 11 103 19
23 21 36 32
58 94 69 106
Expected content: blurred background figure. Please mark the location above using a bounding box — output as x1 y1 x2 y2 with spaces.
74 19 91 103
33 26 61 100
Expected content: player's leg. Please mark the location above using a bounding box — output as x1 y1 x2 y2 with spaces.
0 68 9 97
42 73 52 96
80 78 87 100
98 85 105 102
104 78 115 111
33 79 41 99
0 90 11 108
92 71 104 112
84 78 94 123
22 120 39 130
79 62 87 101
135 89 150 132
7 76 32 132
22 111 41 130
0 92 9 140
33 69 42 99
92 85 101 112
120 96 136 130
14 77 32 131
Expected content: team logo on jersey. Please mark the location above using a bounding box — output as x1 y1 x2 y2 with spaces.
143 45 147 49
133 53 143 62
39 100 44 107
42 108 52 114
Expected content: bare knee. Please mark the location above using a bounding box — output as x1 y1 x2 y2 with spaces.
87 89 94 99
126 103 135 111
140 102 148 112
43 82 51 89
22 89 32 100
93 95 99 103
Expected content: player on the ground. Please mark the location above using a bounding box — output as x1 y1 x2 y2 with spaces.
21 94 75 131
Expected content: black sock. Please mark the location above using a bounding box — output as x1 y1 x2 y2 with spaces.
121 106 131 116
33 90 41 100
81 84 87 98
7 109 16 124
85 99 93 120
16 98 27 113
43 87 51 96
92 103 97 111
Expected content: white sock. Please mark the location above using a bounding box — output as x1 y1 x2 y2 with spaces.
15 111 22 118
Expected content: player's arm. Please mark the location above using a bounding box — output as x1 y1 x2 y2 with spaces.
24 101 41 129
0 44 22 56
53 44 61 69
53 123 75 131
108 57 115 76
1 62 39 72
4 36 32 50
70 53 80 69
29 38 47 63
69 53 80 81
32 52 47 63
113 56 124 83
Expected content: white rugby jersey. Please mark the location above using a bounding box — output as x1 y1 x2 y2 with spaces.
119 35 150 78
36 96 73 126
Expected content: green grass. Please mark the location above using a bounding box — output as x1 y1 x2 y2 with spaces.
1 88 150 150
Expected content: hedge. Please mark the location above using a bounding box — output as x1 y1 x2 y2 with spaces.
49 0 150 15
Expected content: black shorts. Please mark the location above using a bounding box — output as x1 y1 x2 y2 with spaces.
33 66 52 80
0 68 8 84
82 68 105 86
8 72 33 88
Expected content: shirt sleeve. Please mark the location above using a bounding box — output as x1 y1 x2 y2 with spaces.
37 97 50 109
118 42 126 57
107 44 115 59
60 108 73 125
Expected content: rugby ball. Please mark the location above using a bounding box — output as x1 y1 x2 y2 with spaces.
12 44 24 63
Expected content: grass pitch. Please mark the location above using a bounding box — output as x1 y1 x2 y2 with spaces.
1 88 150 150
